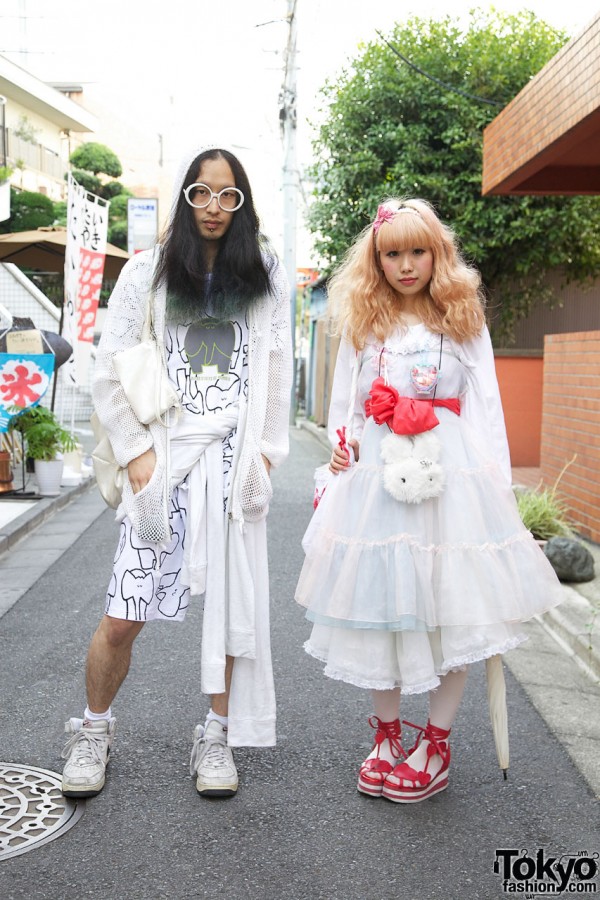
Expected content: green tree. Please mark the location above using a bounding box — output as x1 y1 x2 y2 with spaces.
70 142 122 178
13 115 40 144
307 9 600 343
70 170 102 196
0 188 55 232
106 193 129 249
69 142 132 249
51 199 67 227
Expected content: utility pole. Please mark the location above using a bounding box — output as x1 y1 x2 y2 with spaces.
280 0 298 423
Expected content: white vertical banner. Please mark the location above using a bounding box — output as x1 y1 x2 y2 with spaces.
63 173 110 385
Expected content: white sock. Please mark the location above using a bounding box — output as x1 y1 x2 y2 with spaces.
84 706 112 723
205 709 228 728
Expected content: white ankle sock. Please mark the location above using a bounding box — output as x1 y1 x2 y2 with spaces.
205 709 228 728
84 706 112 723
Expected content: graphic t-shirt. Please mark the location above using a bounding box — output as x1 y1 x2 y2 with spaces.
165 312 249 495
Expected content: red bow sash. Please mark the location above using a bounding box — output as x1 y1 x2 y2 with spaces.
365 377 460 436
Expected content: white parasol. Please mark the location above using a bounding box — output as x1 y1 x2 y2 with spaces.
486 654 509 779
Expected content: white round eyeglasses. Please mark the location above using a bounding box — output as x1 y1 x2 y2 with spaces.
183 183 245 212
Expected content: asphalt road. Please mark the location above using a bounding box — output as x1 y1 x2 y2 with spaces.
1 427 598 899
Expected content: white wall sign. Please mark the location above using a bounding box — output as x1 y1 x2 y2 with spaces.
127 198 158 255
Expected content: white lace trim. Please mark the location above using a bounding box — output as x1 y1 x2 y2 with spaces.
303 634 527 694
368 332 443 358
318 528 533 553
439 635 527 672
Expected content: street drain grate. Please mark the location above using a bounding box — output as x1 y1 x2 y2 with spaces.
0 762 85 860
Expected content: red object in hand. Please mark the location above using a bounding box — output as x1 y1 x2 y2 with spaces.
313 425 352 510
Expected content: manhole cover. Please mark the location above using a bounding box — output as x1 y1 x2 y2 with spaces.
0 762 85 860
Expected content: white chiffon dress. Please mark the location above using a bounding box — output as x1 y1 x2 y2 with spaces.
295 324 564 694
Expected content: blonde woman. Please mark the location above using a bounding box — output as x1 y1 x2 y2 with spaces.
295 199 563 803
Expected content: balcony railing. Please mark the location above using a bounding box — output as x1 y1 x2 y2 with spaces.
6 130 66 181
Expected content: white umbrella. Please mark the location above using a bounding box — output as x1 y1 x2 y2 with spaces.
486 654 509 779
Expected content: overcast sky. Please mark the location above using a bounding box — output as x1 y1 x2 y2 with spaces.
1 0 599 264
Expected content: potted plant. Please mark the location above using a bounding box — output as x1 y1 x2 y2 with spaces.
9 404 76 496
514 457 575 544
515 485 573 543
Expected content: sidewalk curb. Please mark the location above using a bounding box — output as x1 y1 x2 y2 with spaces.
296 417 600 684
539 589 600 681
0 477 97 558
298 419 330 451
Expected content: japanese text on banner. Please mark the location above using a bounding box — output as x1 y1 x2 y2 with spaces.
63 174 109 386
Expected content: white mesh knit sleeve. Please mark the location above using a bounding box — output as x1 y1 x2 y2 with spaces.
92 252 155 469
259 259 293 468
234 257 293 522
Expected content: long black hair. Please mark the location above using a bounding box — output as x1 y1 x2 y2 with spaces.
154 149 274 318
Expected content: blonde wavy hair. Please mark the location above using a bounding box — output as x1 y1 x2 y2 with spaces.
328 198 485 348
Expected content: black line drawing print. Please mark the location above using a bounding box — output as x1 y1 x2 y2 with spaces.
157 571 190 618
121 568 155 620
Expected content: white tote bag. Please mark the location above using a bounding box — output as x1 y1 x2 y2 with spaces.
113 291 179 426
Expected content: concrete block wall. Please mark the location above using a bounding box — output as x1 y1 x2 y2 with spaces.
541 330 600 542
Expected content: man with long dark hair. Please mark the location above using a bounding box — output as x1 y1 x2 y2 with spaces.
61 143 292 799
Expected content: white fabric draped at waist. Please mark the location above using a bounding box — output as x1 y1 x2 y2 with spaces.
170 406 239 595
170 406 257 694
169 406 240 481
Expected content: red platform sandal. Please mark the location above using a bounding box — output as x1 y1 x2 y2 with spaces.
358 716 405 797
382 720 451 804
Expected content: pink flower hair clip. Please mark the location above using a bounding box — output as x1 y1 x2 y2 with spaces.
372 203 421 234
373 204 397 234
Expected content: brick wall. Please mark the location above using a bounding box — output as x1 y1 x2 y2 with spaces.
482 14 600 194
541 330 600 542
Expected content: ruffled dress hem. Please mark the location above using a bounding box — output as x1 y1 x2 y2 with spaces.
303 633 527 693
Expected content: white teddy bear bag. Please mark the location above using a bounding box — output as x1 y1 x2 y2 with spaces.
367 335 447 504
379 430 444 503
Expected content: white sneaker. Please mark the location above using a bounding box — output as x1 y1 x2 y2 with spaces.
61 717 116 797
190 720 238 797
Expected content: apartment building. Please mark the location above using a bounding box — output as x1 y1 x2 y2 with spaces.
0 52 96 202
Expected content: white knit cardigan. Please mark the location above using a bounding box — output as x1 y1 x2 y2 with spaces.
92 248 292 541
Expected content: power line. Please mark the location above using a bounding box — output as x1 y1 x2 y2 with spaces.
376 30 504 108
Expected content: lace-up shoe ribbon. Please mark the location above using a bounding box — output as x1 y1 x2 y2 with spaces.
370 715 403 760
358 716 407 796
399 719 451 786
